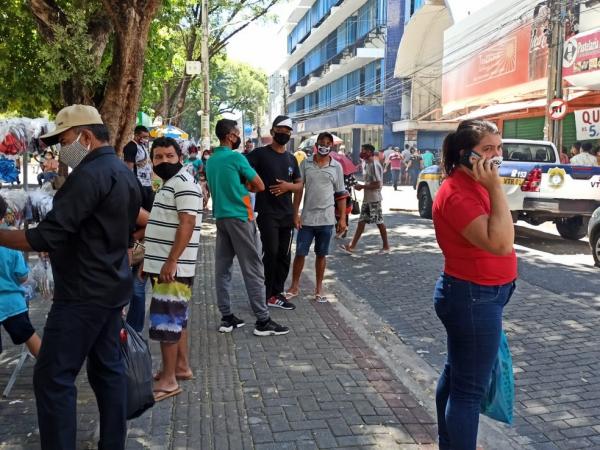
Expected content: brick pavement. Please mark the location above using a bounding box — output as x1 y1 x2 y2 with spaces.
0 221 438 449
328 207 600 450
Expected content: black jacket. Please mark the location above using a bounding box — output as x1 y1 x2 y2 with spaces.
26 146 141 308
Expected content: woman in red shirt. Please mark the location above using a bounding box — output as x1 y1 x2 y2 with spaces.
432 120 517 450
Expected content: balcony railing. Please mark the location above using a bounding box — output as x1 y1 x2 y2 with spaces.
288 24 385 94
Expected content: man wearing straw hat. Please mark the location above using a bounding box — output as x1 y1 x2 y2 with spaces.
0 104 141 450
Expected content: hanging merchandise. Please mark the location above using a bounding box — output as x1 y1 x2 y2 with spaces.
0 159 19 184
0 118 53 183
30 256 54 301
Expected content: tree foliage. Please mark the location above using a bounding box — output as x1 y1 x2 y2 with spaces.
0 0 276 148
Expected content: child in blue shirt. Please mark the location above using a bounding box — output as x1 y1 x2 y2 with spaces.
0 195 41 356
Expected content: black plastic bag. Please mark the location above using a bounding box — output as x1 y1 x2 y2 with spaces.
121 322 155 420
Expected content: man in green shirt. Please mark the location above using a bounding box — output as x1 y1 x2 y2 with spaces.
422 149 435 168
205 119 289 337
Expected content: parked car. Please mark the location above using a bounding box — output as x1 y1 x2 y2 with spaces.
588 207 600 266
416 139 600 240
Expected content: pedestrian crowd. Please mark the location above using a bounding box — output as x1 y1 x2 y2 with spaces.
0 104 523 450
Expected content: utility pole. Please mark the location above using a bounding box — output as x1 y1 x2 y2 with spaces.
200 0 210 150
544 0 566 148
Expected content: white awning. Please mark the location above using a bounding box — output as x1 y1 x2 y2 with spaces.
394 2 452 78
454 91 590 121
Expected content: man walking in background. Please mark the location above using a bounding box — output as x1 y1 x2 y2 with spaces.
206 119 289 336
387 147 403 191
247 115 302 310
341 144 390 254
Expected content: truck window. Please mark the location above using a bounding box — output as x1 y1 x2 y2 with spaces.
503 143 556 163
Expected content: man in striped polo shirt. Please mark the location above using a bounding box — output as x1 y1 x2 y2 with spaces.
143 137 203 402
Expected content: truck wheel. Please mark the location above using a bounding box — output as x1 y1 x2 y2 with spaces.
591 231 600 267
418 185 433 219
555 216 589 240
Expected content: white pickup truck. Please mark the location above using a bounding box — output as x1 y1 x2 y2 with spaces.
416 139 600 240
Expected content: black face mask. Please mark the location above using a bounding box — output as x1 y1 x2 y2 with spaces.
153 162 182 181
273 132 291 146
232 136 241 150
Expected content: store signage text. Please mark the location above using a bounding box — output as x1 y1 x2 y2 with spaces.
574 107 600 140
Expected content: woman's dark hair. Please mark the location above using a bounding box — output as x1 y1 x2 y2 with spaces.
150 137 182 158
441 120 499 176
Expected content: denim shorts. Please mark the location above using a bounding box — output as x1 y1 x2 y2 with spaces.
296 225 334 257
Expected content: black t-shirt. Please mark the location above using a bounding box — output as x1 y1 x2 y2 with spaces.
247 145 301 217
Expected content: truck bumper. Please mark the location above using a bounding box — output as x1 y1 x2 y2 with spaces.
523 199 600 216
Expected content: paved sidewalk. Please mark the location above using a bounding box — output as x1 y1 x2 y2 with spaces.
0 221 437 449
329 204 600 450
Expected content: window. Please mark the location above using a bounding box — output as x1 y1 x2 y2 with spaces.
503 143 557 163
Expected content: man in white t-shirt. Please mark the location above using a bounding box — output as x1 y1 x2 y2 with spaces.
142 137 203 402
341 144 390 254
570 142 598 166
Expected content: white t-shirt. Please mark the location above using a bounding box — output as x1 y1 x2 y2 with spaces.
144 169 203 277
570 152 598 166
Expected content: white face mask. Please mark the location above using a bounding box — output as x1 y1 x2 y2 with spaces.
489 156 503 167
59 133 89 169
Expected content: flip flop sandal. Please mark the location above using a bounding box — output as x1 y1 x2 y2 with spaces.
153 372 195 381
284 291 299 300
153 387 182 402
314 294 328 303
339 244 354 255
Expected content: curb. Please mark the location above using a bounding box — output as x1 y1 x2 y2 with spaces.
298 254 521 450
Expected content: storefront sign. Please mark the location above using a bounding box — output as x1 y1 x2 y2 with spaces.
563 27 600 90
574 107 600 139
442 0 581 113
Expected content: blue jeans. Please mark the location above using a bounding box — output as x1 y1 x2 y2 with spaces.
126 265 147 332
434 274 515 450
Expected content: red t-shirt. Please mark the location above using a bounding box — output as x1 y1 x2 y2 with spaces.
432 169 517 286
389 154 403 169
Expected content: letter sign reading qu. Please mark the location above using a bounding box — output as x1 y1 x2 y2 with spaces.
549 99 568 120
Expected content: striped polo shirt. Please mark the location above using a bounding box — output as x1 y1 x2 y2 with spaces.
144 168 203 277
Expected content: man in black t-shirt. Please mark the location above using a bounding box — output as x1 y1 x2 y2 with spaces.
247 116 302 310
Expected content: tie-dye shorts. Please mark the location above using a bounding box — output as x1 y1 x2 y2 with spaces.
149 277 193 343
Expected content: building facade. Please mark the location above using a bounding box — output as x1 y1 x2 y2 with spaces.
279 0 405 160
440 0 600 151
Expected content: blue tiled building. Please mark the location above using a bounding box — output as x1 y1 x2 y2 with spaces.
278 0 455 159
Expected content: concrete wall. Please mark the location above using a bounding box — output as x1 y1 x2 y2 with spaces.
383 0 404 147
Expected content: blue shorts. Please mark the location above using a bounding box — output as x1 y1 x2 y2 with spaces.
296 225 334 257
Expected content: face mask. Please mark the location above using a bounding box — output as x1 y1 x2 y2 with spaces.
316 144 331 156
59 133 89 169
153 162 182 181
273 133 291 146
489 156 503 167
231 135 241 150
189 154 197 160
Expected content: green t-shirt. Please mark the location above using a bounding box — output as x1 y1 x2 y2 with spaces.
205 146 258 221
422 151 435 168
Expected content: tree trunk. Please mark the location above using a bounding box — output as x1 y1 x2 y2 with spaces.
99 0 162 154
